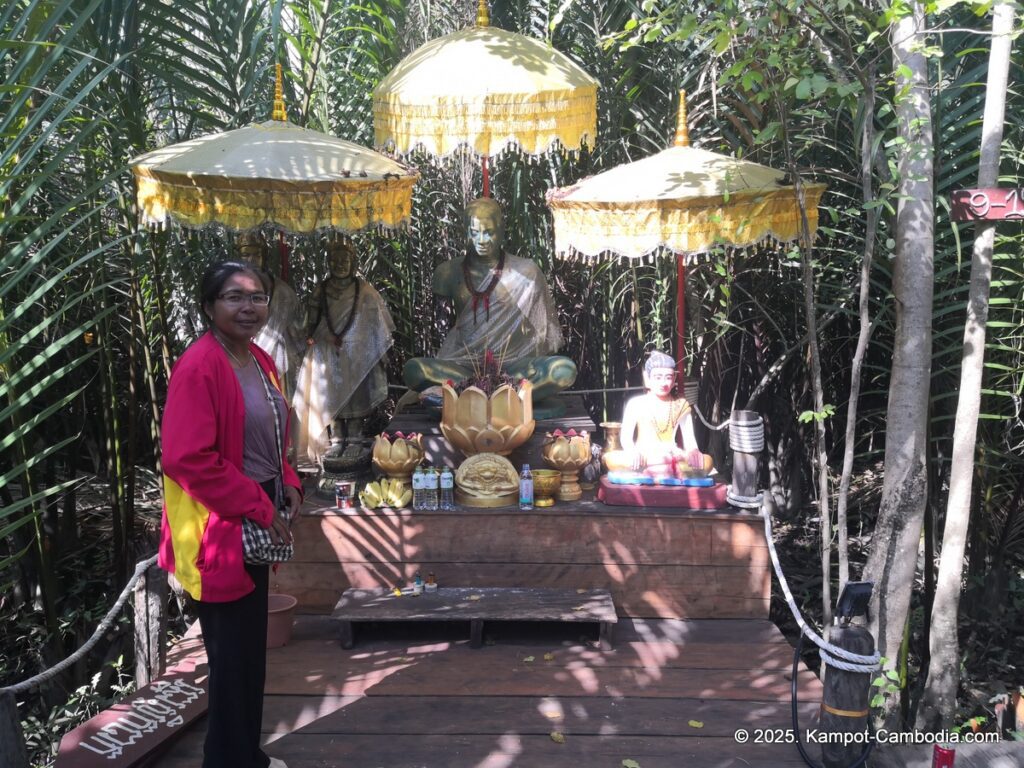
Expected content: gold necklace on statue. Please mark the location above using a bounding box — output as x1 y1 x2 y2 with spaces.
651 396 684 437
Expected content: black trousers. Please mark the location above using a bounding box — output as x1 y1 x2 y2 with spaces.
196 563 270 768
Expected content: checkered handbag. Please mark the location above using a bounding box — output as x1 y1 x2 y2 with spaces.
241 516 293 565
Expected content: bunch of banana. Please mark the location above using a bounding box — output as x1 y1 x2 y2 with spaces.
359 478 412 509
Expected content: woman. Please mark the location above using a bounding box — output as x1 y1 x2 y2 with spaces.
159 260 303 768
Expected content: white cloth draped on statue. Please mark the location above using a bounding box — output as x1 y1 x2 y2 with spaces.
292 278 394 461
252 278 306 399
437 254 563 366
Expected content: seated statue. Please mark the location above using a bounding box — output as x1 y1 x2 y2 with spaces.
293 239 394 463
403 198 576 412
603 351 713 478
237 232 306 399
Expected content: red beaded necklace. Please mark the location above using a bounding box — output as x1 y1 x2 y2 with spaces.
462 251 505 324
310 277 360 347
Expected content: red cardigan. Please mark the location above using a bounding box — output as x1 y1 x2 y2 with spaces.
159 332 302 602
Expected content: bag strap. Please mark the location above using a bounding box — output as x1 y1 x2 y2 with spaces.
251 352 285 497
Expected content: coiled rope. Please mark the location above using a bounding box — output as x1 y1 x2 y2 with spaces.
690 405 879 673
762 508 880 673
701 409 766 509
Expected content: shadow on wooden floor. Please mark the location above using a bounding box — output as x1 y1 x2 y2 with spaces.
149 615 826 768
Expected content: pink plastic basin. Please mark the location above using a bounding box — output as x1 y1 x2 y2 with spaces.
267 593 298 648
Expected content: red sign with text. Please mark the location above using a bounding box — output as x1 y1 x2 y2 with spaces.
951 188 1024 221
55 636 208 768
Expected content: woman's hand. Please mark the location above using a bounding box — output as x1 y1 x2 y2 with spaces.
282 485 302 523
269 509 293 545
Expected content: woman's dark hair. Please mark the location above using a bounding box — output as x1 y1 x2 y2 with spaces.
198 260 271 322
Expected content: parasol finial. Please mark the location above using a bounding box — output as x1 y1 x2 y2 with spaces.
272 63 288 122
674 89 690 148
476 0 490 27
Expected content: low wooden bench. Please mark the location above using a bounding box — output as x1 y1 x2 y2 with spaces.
332 587 618 650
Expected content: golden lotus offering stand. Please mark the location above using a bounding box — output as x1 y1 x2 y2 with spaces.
440 381 535 457
440 381 536 508
372 433 424 483
542 430 591 501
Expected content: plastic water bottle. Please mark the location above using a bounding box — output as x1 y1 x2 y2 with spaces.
519 464 534 510
424 466 439 510
412 466 425 511
439 466 455 510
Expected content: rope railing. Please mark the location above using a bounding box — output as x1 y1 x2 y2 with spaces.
1 554 159 697
761 508 880 674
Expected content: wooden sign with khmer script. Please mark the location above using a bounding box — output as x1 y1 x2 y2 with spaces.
55 638 208 768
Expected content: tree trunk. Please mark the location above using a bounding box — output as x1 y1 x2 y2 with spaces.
861 0 935 728
916 0 1015 730
777 97 832 626
835 69 880 594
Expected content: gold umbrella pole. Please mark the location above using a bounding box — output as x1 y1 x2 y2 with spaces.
477 0 492 197
676 253 686 364
675 91 689 362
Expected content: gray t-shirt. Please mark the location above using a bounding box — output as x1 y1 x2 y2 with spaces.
235 360 288 484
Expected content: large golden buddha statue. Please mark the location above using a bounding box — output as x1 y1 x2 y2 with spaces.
603 351 713 478
402 198 576 414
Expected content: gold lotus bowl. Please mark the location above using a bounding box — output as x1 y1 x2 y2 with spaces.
541 432 591 471
372 434 424 481
440 381 535 457
532 469 562 507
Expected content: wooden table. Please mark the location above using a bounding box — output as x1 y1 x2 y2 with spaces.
332 587 617 650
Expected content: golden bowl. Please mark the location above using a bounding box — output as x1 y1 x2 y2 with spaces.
532 469 562 507
372 433 424 482
541 430 591 501
440 381 535 456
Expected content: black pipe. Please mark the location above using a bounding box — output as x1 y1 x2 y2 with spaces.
791 633 874 768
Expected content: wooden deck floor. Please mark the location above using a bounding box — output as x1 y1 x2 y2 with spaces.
149 614 825 768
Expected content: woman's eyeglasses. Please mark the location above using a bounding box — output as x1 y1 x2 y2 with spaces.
218 291 271 306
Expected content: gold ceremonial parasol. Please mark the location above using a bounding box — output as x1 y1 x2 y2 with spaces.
132 66 418 234
373 0 597 187
546 91 826 358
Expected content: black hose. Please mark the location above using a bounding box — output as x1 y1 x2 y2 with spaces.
792 632 874 768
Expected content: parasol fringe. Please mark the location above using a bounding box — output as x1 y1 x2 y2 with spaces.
374 134 593 163
546 231 818 265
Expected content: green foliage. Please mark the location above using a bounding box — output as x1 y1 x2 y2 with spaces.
871 658 904 709
21 654 134 765
798 404 837 424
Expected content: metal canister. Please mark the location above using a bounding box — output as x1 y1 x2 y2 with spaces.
932 745 955 768
335 480 353 509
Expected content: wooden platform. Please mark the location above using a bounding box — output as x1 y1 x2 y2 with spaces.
145 615 826 768
272 494 770 620
332 587 617 649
